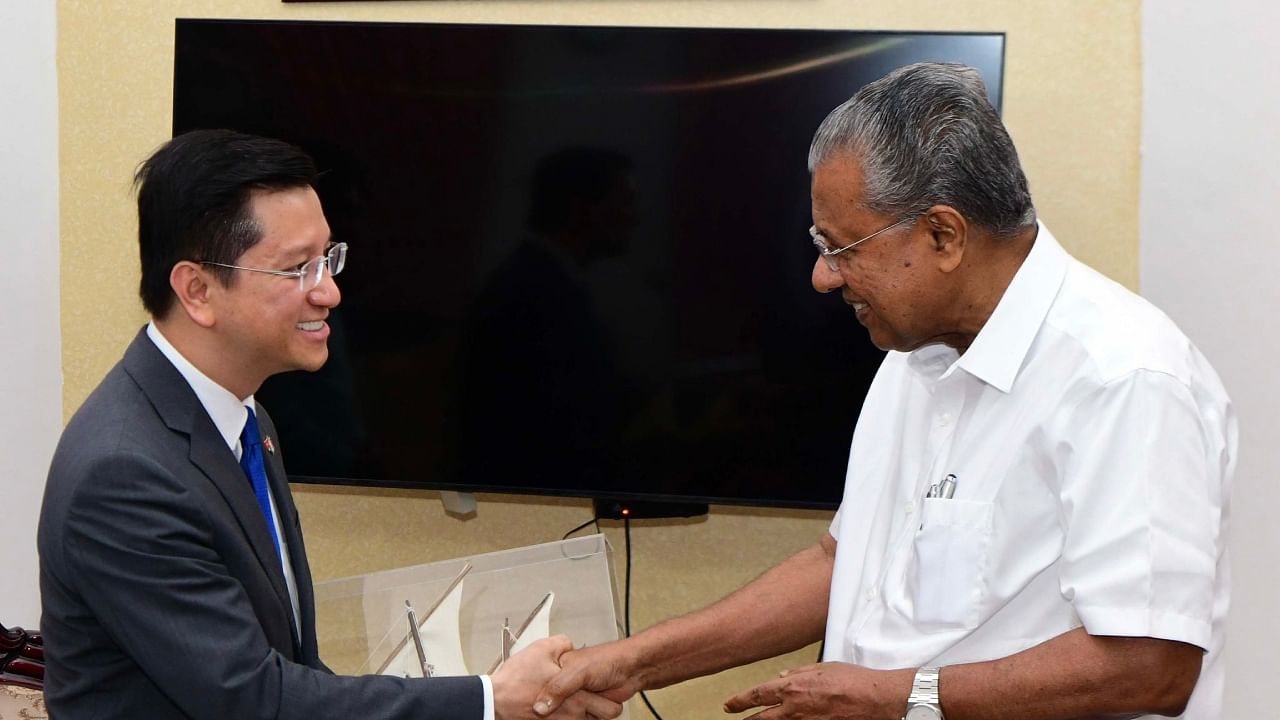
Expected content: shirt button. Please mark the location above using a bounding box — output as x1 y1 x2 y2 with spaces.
865 587 878 600
939 413 953 426
904 501 915 514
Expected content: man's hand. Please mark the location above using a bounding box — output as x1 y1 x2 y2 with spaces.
722 662 912 720
534 641 644 716
493 635 623 720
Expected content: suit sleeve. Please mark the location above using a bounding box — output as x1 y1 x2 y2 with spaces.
62 448 483 720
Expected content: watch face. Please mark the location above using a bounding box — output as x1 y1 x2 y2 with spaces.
905 705 942 720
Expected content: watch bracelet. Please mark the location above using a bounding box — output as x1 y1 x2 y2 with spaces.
907 665 941 704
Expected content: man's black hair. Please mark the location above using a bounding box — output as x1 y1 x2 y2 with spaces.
134 129 319 317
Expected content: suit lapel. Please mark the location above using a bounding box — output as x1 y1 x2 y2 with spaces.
122 330 297 638
187 419 296 615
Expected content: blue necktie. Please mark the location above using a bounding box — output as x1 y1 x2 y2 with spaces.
240 407 281 561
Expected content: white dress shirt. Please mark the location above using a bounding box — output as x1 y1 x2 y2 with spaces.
822 223 1235 719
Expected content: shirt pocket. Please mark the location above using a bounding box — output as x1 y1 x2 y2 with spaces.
908 498 994 632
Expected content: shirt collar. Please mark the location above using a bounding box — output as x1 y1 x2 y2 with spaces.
146 322 256 455
906 221 1069 393
954 221 1069 393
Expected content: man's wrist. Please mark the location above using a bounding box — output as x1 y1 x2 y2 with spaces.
616 633 660 692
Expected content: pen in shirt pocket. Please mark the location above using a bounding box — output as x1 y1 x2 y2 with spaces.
926 473 959 499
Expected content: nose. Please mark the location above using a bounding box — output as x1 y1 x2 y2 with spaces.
308 270 342 308
811 256 845 294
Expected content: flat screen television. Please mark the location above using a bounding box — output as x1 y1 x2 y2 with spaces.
172 19 1005 509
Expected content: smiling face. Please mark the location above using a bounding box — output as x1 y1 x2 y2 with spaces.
809 154 966 353
208 186 340 392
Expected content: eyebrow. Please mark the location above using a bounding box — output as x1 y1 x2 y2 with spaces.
274 236 334 265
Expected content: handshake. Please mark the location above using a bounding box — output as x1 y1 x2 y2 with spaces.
489 635 637 720
491 632 844 720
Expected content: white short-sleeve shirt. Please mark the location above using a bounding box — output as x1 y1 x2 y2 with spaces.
823 223 1235 719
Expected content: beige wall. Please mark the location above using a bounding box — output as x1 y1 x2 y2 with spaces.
58 1 1140 716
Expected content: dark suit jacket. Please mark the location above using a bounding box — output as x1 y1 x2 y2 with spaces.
38 329 482 719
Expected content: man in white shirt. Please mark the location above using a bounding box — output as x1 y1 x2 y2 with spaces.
535 63 1234 720
37 129 620 720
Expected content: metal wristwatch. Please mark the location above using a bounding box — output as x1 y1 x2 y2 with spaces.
902 666 944 720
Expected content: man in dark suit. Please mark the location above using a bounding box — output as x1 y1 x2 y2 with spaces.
37 130 620 720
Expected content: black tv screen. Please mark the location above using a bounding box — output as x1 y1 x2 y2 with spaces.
173 19 1004 509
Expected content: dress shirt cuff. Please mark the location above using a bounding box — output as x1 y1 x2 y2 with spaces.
481 674 495 720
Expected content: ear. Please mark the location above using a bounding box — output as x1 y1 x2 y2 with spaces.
923 205 968 273
169 261 217 328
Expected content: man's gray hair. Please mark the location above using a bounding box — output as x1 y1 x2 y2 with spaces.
808 62 1036 237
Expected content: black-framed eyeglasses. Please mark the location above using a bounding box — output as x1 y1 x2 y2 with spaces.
810 217 916 272
201 242 347 292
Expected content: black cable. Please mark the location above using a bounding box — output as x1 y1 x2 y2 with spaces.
624 516 632 635
623 517 666 720
561 516 600 541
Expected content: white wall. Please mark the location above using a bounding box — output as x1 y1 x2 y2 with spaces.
1140 2 1280 716
0 0 61 628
